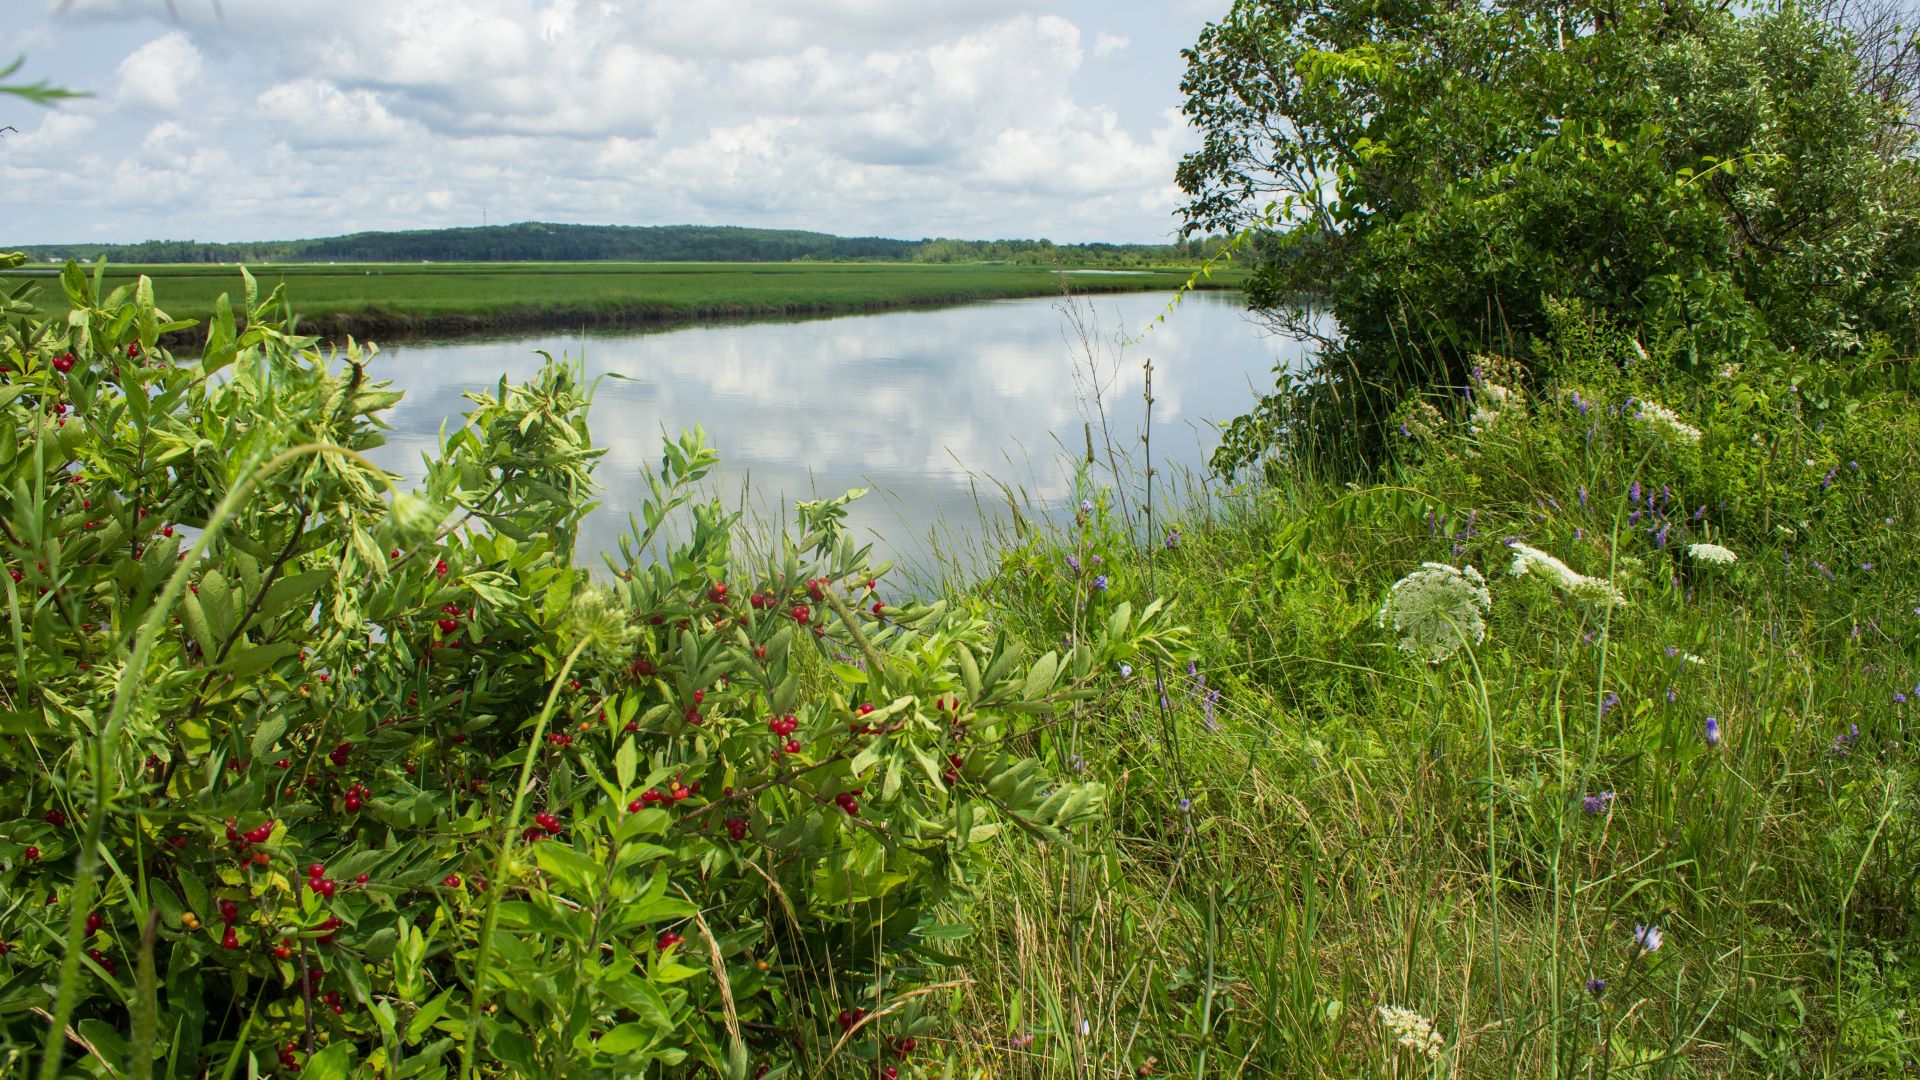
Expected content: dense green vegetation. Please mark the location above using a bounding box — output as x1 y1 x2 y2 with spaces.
1179 0 1920 475
25 262 1239 342
0 260 1168 1077
2 0 1916 1074
944 300 1918 1075
16 223 1227 270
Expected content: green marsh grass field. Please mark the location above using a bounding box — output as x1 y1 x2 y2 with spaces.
26 261 1243 340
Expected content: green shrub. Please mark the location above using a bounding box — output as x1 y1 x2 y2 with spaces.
0 257 1183 1078
1180 0 1920 475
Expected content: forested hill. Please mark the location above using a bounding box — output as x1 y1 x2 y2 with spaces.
17 222 1220 265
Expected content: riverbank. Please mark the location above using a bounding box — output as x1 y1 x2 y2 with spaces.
32 261 1244 344
939 316 1920 1073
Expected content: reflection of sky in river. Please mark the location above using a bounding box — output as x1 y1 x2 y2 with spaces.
363 291 1313 582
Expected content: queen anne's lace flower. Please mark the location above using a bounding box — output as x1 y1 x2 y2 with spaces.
1632 399 1702 445
1376 1004 1446 1059
1687 542 1736 565
1378 563 1491 662
1508 542 1627 608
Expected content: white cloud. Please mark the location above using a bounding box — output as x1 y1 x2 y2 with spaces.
114 31 202 113
16 0 1212 243
258 80 414 148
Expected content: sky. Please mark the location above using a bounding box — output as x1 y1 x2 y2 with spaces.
1 0 1231 246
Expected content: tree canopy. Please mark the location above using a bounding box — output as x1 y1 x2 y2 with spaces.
1178 0 1920 476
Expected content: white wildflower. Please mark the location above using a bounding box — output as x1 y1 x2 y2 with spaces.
1508 542 1628 608
1378 563 1491 662
1470 382 1515 434
1632 400 1702 446
1687 542 1736 565
1376 1004 1446 1059
1683 653 1706 666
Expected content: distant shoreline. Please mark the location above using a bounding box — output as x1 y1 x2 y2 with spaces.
26 261 1245 347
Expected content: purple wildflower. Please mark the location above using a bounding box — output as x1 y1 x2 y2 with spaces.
1202 688 1220 732
1066 555 1082 574
1579 486 1589 510
1582 791 1616 816
1704 716 1722 748
1092 574 1110 591
1586 977 1607 998
1654 524 1670 549
1630 481 1641 504
1601 692 1620 715
1164 529 1180 549
1632 924 1663 954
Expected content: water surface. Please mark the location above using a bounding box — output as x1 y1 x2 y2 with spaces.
363 291 1308 578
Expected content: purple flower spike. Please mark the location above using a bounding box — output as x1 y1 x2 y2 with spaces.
1704 716 1722 748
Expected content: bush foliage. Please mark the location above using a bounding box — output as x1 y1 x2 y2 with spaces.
1179 0 1920 476
0 257 1183 1078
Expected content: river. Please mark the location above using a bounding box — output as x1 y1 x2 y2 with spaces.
361 289 1309 580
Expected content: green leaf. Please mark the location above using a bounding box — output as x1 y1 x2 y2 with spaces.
259 571 333 621
406 989 455 1045
301 1042 354 1080
221 641 302 678
250 713 289 758
1020 650 1059 702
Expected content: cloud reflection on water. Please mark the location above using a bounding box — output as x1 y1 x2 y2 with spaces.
364 291 1310 579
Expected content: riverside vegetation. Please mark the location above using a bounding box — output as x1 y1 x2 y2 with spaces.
0 260 1912 1076
3 0 1918 1075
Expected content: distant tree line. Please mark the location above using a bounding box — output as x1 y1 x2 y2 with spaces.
16 222 1227 266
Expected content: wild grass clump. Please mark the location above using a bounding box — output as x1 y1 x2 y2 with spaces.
947 307 1918 1077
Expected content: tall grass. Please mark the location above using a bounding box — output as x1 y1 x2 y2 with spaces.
935 310 1919 1076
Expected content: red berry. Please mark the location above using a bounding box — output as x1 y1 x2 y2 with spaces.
52 353 75 373
86 912 103 933
316 879 336 899
434 560 449 577
42 809 66 826
858 703 875 716
275 759 291 769
437 617 458 633
221 927 239 950
23 845 39 861
628 798 645 813
161 525 174 537
784 739 800 754
218 899 239 923
791 605 810 624
308 863 326 879
354 873 369 885
443 873 461 888
725 817 748 841
274 940 292 960
657 931 683 951
343 792 362 812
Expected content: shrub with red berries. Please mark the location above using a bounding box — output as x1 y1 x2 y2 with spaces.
0 264 1181 1075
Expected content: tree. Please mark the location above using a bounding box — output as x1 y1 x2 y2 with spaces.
1177 0 1920 477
